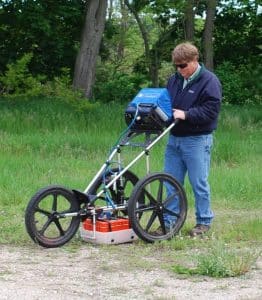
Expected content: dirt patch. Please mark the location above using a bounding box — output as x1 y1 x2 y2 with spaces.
0 243 261 300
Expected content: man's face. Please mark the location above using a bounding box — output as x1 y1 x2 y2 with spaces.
174 59 198 79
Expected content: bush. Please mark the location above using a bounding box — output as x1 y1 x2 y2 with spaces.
215 61 261 105
0 53 45 98
42 68 95 112
93 63 148 103
158 61 175 86
0 54 94 112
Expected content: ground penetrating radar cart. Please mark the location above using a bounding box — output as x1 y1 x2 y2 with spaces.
25 88 187 248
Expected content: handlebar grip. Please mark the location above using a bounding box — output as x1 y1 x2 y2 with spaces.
173 119 180 125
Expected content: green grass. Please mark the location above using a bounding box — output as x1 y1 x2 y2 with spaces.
0 97 261 277
172 247 257 278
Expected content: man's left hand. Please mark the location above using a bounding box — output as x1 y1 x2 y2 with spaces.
173 109 186 120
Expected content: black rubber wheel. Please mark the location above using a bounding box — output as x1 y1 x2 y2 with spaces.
128 172 187 243
89 168 139 208
25 185 80 248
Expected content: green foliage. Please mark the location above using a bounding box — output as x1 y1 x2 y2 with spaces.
93 72 143 103
0 54 95 111
195 248 257 277
0 53 45 98
0 0 85 77
158 61 174 86
93 63 148 103
214 1 260 66
43 68 95 112
215 61 261 105
0 0 260 105
173 242 259 278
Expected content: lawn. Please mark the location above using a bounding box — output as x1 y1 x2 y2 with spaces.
0 97 261 276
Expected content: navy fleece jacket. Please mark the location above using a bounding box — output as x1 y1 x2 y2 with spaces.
167 65 222 136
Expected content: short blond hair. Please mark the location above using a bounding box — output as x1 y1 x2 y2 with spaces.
172 42 199 63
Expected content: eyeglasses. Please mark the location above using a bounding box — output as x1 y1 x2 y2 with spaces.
175 63 188 69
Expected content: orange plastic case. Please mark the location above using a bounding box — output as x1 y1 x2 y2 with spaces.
83 218 131 232
80 217 137 244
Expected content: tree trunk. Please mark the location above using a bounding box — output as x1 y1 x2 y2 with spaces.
151 48 159 87
73 0 107 98
117 0 128 60
184 0 195 41
108 0 113 21
124 0 157 86
202 0 217 71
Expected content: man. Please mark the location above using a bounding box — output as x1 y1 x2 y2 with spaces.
164 42 222 236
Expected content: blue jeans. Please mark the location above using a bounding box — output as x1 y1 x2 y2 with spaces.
164 134 214 226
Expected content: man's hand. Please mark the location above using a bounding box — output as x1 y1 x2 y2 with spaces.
173 109 186 120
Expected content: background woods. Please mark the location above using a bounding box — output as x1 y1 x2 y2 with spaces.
0 0 261 104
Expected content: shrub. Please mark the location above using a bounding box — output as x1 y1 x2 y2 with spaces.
93 63 148 103
215 61 261 105
0 53 45 98
0 55 95 112
43 68 95 112
158 61 174 87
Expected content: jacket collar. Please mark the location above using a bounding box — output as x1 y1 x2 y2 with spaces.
176 63 205 83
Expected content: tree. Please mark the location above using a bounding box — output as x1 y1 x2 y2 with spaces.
124 0 154 83
184 0 195 41
0 0 85 77
202 0 217 70
73 0 107 98
117 0 128 60
214 0 261 65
